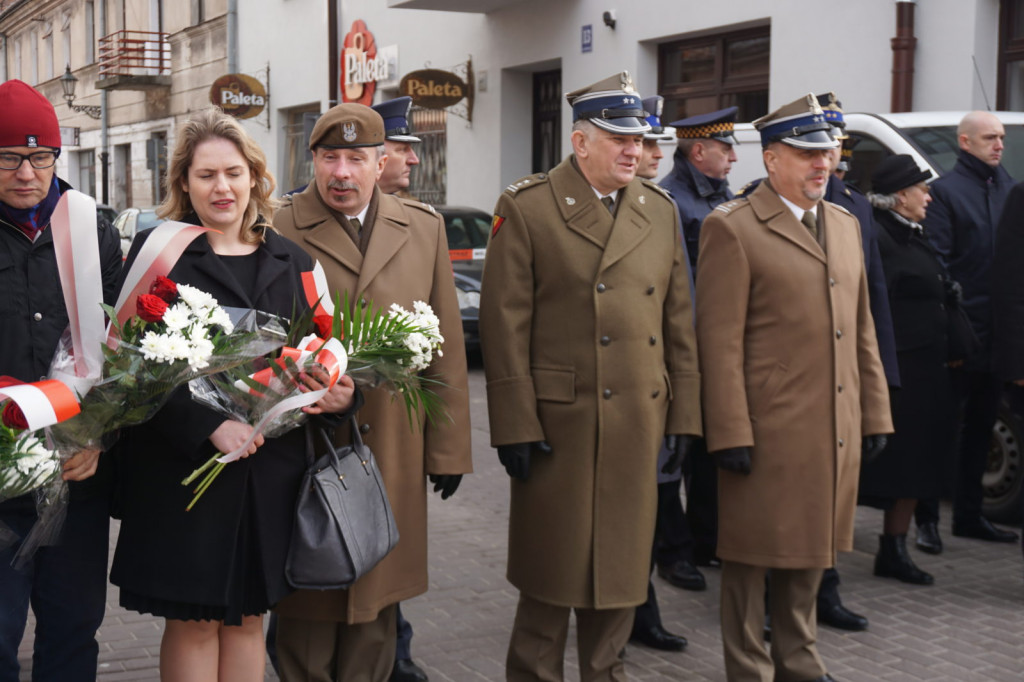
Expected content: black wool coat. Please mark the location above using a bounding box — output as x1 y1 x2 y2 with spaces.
859 209 957 501
109 227 320 613
992 181 1024 381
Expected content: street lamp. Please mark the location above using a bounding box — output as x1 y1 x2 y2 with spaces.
60 65 101 119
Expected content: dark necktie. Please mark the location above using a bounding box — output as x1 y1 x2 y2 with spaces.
350 217 361 234
801 210 817 240
601 196 615 215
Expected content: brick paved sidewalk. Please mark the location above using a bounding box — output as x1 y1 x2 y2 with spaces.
17 365 1024 680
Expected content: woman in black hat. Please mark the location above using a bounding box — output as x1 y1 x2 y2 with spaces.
859 154 968 586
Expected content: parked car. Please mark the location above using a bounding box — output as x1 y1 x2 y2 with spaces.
728 111 1024 523
436 205 491 352
112 207 161 258
96 204 118 227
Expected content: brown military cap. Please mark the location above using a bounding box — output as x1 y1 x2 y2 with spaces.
309 103 385 150
753 93 839 150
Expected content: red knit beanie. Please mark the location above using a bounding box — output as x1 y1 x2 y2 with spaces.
0 79 61 149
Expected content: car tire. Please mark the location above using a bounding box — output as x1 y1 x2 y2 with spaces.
983 393 1024 524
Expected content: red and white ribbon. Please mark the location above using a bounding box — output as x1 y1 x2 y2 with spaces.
0 379 80 431
301 261 335 318
216 336 347 465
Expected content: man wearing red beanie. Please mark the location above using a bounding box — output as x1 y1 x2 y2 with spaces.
0 79 122 682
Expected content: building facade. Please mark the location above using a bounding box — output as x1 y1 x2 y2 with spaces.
3 0 1022 214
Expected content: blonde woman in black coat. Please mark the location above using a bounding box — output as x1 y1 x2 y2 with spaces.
110 108 357 681
860 154 964 586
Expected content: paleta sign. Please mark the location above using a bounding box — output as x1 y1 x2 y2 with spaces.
209 74 267 120
400 69 467 109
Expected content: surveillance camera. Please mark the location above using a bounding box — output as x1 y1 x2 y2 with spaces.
602 10 616 30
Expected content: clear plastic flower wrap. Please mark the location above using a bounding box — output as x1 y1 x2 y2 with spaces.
8 281 290 563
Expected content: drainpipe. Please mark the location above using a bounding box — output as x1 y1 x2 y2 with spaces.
891 0 916 112
227 0 237 73
0 35 7 82
329 0 339 107
99 0 109 204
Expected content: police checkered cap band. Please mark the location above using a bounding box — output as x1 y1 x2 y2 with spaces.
572 91 651 134
675 121 738 145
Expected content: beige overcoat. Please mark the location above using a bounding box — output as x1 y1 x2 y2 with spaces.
480 156 702 609
695 182 892 569
272 186 472 623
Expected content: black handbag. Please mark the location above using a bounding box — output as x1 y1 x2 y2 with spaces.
285 417 399 590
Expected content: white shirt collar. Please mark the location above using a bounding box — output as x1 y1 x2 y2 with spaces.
778 194 817 223
343 203 370 226
591 186 619 203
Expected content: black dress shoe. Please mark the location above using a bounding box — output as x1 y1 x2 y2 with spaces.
629 624 687 651
818 603 868 631
390 658 429 682
657 560 707 591
915 522 943 555
952 516 1019 543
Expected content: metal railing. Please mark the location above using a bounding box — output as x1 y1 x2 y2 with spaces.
98 30 170 78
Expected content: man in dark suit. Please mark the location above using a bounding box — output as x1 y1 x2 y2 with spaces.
918 111 1018 551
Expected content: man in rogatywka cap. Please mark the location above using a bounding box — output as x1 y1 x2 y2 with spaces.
0 78 122 681
372 96 422 197
479 72 701 680
695 93 892 681
368 95 428 682
271 102 472 682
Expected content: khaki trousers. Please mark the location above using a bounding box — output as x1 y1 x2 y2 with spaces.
275 604 397 682
506 593 634 682
720 561 826 682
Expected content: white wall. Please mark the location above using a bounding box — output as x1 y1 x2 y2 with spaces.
238 0 1003 209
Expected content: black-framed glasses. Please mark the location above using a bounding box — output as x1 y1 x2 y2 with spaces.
0 150 61 171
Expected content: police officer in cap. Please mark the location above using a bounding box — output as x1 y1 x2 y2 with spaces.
372 96 422 197
660 106 739 271
480 72 701 680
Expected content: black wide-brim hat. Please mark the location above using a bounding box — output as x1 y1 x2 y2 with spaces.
871 154 934 194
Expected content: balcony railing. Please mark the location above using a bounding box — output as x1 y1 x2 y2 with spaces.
96 30 171 89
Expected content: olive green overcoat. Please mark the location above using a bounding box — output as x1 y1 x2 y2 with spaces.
696 181 893 569
272 185 472 623
480 156 702 608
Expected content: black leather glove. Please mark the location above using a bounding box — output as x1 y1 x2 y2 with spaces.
428 474 462 500
496 441 552 480
662 434 696 474
862 434 888 463
713 446 752 475
943 278 963 306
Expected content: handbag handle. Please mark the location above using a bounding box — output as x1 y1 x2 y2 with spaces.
316 416 368 476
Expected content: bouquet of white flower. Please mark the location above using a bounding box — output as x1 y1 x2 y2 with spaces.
0 420 61 502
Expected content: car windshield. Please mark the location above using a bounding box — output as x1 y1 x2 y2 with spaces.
442 210 491 251
903 124 1024 180
136 210 162 233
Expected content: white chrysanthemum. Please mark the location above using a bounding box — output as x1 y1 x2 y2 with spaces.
207 306 234 334
140 330 175 362
162 333 192 362
161 303 192 331
188 337 215 370
177 283 217 312
412 300 432 316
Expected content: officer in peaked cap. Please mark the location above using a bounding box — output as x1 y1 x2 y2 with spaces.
661 107 739 271
481 72 701 680
697 92 891 680
372 96 423 198
817 91 848 141
634 96 674 182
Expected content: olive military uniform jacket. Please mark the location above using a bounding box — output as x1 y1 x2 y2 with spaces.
696 181 892 569
480 156 702 608
272 185 472 624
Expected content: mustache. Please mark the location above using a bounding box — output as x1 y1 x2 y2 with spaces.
327 180 359 191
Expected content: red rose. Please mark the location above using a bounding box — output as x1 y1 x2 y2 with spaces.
2 401 28 430
149 276 179 303
137 294 169 323
313 314 334 339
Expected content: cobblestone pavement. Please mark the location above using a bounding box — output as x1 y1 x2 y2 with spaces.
17 361 1024 680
